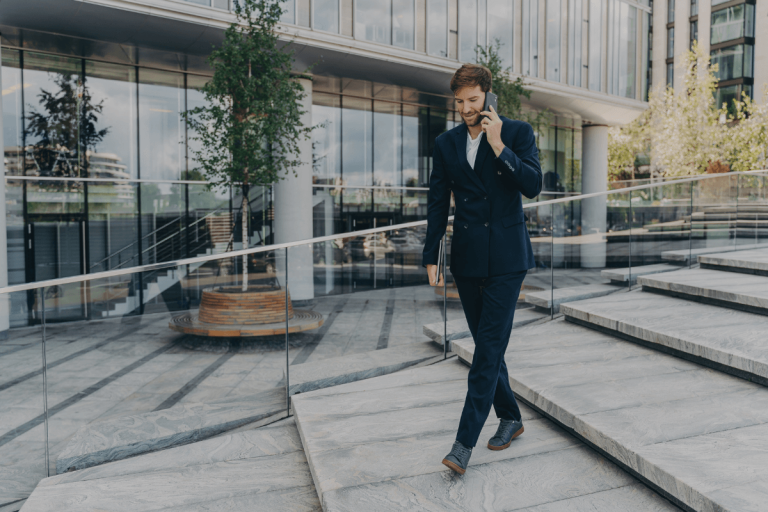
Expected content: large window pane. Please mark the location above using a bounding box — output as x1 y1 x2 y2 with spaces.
546 0 562 81
522 0 539 77
2 49 23 176
341 96 372 186
608 0 637 98
138 69 184 181
711 44 753 81
393 0 415 49
85 61 137 179
315 0 339 32
588 0 601 90
312 92 342 185
568 0 584 87
427 0 448 57
356 0 392 44
711 4 753 45
402 104 420 187
281 0 296 24
373 101 401 187
186 74 213 180
459 0 478 62
488 0 513 69
23 52 83 177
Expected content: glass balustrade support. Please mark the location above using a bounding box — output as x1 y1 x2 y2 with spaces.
285 247 290 413
628 190 633 291
689 181 694 269
41 290 50 478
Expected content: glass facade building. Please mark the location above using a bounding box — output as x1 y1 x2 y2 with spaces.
2 0 654 327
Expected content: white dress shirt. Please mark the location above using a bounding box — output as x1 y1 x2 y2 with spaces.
466 131 483 169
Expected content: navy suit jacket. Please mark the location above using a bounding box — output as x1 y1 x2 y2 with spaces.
422 117 542 277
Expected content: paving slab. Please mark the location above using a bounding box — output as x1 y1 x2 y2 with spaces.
55 387 287 474
292 358 677 512
638 266 768 314
698 247 768 274
452 318 768 512
422 308 545 348
525 284 621 312
289 341 441 395
560 290 768 382
55 341 442 473
600 263 681 283
660 242 768 263
22 424 320 512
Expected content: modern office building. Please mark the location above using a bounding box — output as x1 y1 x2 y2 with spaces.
654 0 768 108
1 0 653 330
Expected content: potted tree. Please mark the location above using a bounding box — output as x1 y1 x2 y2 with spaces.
173 0 321 337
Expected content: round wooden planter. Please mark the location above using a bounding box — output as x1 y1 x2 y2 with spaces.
169 285 323 337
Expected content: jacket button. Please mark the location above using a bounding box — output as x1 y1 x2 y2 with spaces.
484 222 489 227
497 171 501 175
463 198 467 202
484 196 487 200
463 224 468 229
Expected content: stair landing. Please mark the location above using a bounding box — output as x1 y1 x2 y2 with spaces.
292 359 678 512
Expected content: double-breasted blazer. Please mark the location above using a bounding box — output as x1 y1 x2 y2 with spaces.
422 116 543 277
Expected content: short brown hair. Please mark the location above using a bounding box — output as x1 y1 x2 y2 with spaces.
450 64 493 94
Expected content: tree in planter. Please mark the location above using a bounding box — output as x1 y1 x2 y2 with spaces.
183 0 310 292
475 41 550 148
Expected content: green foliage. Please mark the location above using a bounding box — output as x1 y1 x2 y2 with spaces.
183 0 310 191
475 40 550 142
722 87 768 173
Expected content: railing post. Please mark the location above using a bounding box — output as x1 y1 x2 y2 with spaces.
41 290 50 478
550 204 554 319
628 190 632 291
285 247 290 413
689 181 694 268
442 233 447 359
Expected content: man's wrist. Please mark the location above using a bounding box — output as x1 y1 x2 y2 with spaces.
492 143 506 158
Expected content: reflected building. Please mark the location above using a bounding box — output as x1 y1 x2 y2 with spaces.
1 0 656 330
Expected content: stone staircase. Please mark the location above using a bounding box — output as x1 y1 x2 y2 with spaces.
449 246 768 511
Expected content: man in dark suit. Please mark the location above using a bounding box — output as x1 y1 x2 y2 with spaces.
422 64 542 475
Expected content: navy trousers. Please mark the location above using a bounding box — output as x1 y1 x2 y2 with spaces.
453 270 527 448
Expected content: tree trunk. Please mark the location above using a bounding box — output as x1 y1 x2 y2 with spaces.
241 188 249 292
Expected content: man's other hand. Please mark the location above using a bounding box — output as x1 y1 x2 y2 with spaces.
427 264 444 287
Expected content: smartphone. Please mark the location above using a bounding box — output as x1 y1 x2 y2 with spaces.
436 237 445 285
482 91 498 120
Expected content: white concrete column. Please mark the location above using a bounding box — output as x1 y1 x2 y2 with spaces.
0 42 9 339
274 77 314 302
580 125 608 268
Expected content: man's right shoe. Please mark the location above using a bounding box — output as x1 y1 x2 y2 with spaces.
442 441 472 475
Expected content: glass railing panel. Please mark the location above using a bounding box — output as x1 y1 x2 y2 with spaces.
187 183 233 257
525 203 556 315
0 289 48 503
87 181 140 273
737 172 768 247
688 173 736 256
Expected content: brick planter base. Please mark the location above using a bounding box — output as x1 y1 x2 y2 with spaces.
169 286 323 337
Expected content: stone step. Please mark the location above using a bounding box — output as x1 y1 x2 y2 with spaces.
22 423 321 511
560 290 768 384
661 242 768 264
452 318 768 512
600 263 681 285
292 358 677 512
638 266 768 315
422 308 546 349
698 247 768 276
525 284 621 313
56 342 442 473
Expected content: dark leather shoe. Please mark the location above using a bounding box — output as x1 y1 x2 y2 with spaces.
442 441 472 475
487 418 524 451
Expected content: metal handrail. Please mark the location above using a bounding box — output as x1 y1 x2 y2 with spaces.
2 169 766 295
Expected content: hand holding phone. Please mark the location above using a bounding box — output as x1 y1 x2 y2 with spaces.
482 92 498 121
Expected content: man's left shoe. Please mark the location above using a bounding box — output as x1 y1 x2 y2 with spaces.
487 418 524 451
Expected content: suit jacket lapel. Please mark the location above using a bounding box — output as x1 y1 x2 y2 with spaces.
451 124 487 192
